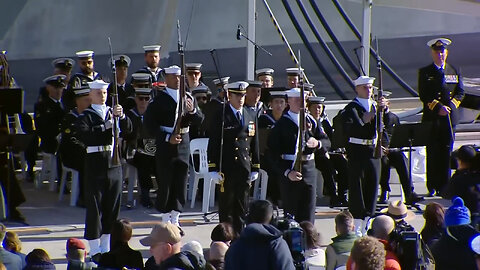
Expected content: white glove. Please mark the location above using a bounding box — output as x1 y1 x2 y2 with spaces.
104 119 113 130
249 172 259 182
209 172 222 181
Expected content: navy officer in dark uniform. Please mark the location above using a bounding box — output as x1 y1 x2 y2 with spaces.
135 45 163 83
418 37 464 196
65 50 103 111
208 81 260 235
106 55 135 112
202 76 229 137
76 79 132 257
343 76 383 235
268 88 322 224
144 65 203 226
59 77 91 207
185 63 210 93
125 87 156 208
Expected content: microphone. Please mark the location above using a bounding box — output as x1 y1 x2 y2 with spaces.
236 25 242 40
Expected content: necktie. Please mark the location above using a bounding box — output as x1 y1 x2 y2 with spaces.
236 111 242 125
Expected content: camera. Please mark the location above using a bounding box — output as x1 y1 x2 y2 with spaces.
274 214 306 270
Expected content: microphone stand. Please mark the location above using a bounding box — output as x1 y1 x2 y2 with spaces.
237 31 273 57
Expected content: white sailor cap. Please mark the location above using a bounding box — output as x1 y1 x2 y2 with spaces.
308 96 325 104
143 45 161 52
427 38 451 50
88 79 109 90
185 63 202 72
227 81 249 94
109 54 131 67
131 73 152 82
255 68 274 77
213 76 230 86
286 67 304 76
51 58 75 69
76 50 94 59
164 65 181 75
43 75 67 86
286 88 306 97
269 91 287 99
246 80 263 88
135 88 152 96
354 76 375 86
192 85 209 95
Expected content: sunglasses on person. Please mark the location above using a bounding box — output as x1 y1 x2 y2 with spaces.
196 96 208 101
138 96 151 101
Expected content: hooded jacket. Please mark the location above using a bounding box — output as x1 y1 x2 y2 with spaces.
225 223 295 270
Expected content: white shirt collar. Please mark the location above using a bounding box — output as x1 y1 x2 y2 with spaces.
229 104 242 116
288 110 299 126
356 97 373 112
49 97 61 104
434 63 445 70
165 87 179 103
91 104 108 119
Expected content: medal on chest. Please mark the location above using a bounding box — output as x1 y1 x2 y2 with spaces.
248 121 255 136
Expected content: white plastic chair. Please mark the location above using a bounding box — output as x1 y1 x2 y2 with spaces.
58 164 79 206
189 138 218 213
36 152 57 190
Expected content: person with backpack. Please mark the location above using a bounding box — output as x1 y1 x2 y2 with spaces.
341 76 385 236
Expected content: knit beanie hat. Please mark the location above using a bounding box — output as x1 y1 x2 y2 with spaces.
445 197 471 227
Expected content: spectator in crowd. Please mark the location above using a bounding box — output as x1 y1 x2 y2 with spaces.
381 200 415 232
326 210 357 270
98 219 143 270
225 200 295 270
0 224 22 270
299 221 325 269
421 202 445 248
3 231 26 268
431 197 480 270
211 222 235 245
141 222 205 270
181 241 204 259
207 241 229 270
66 238 96 269
348 236 386 270
445 145 480 216
367 215 401 270
24 249 55 270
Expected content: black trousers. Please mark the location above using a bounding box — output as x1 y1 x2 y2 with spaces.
280 160 317 224
426 119 453 194
316 154 348 198
219 169 250 235
133 153 155 190
154 157 188 213
84 153 122 240
348 157 380 219
380 151 412 197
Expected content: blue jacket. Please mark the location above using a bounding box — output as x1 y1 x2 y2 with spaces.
225 223 295 270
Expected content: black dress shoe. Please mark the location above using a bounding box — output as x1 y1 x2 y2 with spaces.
405 192 424 205
378 190 389 204
427 189 436 197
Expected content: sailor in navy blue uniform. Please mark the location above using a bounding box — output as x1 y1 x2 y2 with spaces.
268 88 322 224
258 90 287 206
343 76 383 234
76 80 132 256
34 75 67 155
185 63 210 93
190 85 210 139
124 87 155 208
208 81 261 235
256 68 274 88
418 38 464 196
203 76 230 136
307 96 349 207
106 55 136 112
144 65 203 226
59 77 91 207
38 58 76 103
245 80 266 118
286 67 303 88
65 51 103 111
135 45 163 83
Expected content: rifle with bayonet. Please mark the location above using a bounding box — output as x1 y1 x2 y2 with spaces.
293 50 306 173
173 20 187 136
107 37 122 166
374 38 384 159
